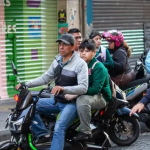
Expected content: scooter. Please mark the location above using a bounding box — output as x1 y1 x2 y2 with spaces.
0 62 140 150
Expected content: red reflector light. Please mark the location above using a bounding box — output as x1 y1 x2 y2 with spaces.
143 93 146 96
100 110 105 116
14 94 20 102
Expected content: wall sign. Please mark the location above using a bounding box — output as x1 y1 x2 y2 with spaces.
0 0 10 6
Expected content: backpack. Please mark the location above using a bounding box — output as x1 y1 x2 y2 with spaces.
100 78 126 119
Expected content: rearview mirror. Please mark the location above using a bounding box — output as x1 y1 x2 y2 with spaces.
11 61 18 75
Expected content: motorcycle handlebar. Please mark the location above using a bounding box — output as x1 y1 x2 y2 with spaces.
34 86 53 104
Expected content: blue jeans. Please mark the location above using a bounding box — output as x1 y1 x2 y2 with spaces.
31 96 77 150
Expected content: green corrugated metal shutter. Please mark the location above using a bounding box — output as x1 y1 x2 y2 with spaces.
122 30 144 68
4 0 58 98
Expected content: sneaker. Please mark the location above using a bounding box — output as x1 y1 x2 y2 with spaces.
34 134 51 146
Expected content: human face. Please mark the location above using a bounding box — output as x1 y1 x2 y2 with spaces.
93 35 102 48
79 48 96 63
71 32 82 51
108 41 115 50
58 42 74 57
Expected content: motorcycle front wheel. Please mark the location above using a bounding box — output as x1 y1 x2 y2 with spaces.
108 115 140 146
0 141 17 150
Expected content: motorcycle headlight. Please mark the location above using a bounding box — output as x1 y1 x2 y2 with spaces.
14 117 24 131
10 117 24 132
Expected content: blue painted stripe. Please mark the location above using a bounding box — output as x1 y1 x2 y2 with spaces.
87 0 93 26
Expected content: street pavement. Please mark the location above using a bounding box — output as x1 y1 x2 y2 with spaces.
0 99 15 141
0 99 150 149
110 131 150 150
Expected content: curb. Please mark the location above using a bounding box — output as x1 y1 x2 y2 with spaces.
0 99 14 105
0 130 11 142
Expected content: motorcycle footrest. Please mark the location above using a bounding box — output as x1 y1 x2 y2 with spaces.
83 143 104 150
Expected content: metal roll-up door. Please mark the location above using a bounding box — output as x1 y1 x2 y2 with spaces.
92 0 150 67
1 0 58 99
93 0 144 30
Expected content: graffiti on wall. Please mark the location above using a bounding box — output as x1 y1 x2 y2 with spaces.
67 0 79 29
58 23 68 38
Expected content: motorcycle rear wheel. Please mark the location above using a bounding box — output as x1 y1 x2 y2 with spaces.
109 115 140 146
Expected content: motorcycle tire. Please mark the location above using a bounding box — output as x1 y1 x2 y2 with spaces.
0 141 17 150
108 115 140 146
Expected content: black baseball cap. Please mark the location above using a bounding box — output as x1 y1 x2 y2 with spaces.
56 34 75 45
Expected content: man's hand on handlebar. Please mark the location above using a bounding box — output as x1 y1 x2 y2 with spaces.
15 83 26 90
51 86 64 95
15 83 22 90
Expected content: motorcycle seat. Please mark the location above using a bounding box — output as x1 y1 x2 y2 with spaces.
121 74 150 90
31 91 51 98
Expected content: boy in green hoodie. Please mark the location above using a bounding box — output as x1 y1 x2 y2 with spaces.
73 39 112 140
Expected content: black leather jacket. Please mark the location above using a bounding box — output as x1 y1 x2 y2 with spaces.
109 47 132 77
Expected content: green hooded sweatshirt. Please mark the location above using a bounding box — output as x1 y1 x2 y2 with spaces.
86 57 112 102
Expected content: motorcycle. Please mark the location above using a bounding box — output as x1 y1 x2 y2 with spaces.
0 62 140 150
121 51 150 129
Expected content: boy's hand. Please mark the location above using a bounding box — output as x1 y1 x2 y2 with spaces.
64 94 78 101
130 103 145 116
51 86 64 95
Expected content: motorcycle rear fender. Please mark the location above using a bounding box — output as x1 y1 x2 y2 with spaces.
0 142 16 150
117 107 139 118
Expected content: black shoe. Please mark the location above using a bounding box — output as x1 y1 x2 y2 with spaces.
34 134 51 146
73 132 92 141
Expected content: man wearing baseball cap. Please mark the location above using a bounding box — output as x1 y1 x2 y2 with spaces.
15 34 88 150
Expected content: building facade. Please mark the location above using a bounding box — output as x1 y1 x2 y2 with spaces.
0 0 83 100
86 0 150 67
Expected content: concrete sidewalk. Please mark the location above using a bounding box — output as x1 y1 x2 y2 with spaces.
0 99 15 141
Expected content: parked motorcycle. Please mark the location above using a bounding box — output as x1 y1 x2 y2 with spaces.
0 62 140 150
